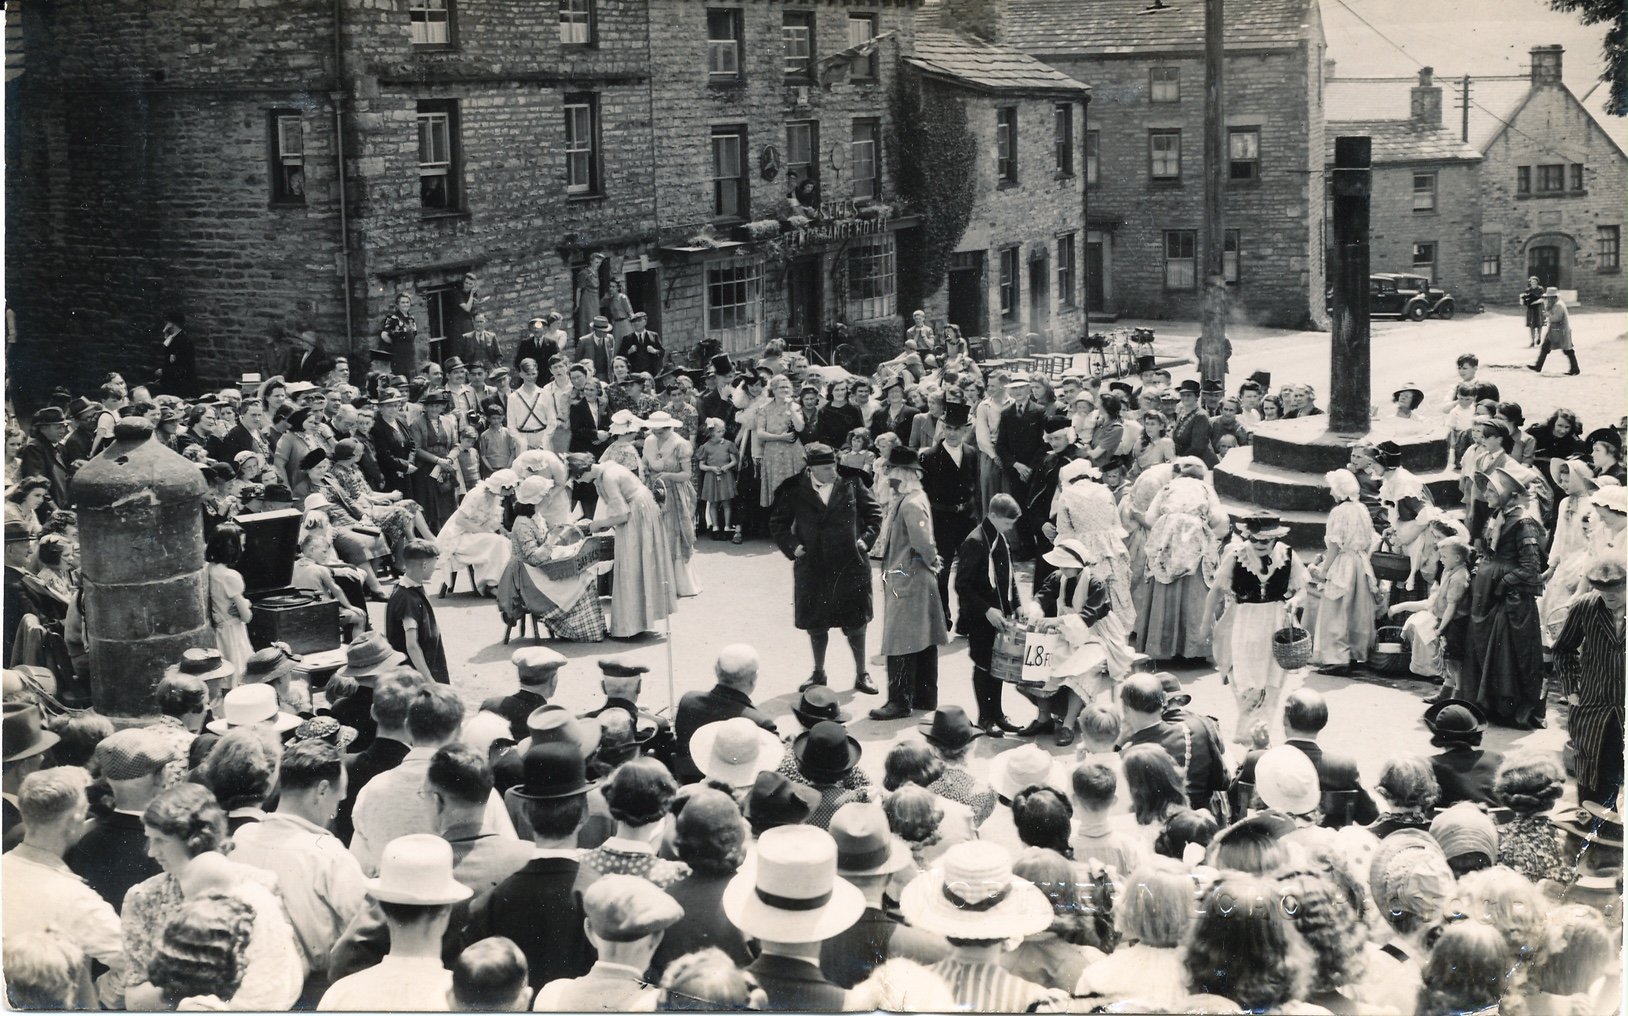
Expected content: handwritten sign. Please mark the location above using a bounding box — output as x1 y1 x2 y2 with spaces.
1021 630 1060 685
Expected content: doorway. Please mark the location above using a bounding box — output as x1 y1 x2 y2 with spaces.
1527 245 1562 288
1028 254 1049 338
946 251 985 339
624 268 661 334
1086 241 1105 311
785 257 821 348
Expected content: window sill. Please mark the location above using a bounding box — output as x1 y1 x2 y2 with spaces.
1599 266 1622 274
1054 171 1076 182
1412 208 1438 215
413 43 459 53
1516 191 1588 200
708 77 746 90
562 41 599 50
268 200 307 210
997 179 1019 190
568 192 606 203
421 208 471 222
1148 178 1183 187
1227 176 1261 187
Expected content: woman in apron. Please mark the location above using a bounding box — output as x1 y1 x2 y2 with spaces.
1021 537 1136 747
495 476 606 641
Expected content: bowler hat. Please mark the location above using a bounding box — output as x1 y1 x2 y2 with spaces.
2 703 60 763
792 685 850 728
803 443 836 467
1423 698 1487 745
1175 379 1201 396
742 770 822 830
793 721 862 782
32 407 66 426
511 741 596 801
918 706 984 750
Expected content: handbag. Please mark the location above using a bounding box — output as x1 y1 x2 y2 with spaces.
1370 535 1411 582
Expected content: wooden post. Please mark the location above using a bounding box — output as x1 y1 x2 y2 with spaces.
1329 136 1371 434
1196 0 1229 390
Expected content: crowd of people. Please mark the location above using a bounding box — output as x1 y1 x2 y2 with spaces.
1 304 1624 1013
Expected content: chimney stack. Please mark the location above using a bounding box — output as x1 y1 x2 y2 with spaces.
1410 66 1442 129
1530 45 1563 86
943 0 1004 44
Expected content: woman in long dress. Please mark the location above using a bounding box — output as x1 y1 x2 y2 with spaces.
495 476 606 641
1466 466 1548 728
1539 462 1621 640
1201 514 1307 745
204 523 254 677
568 454 676 638
1137 458 1227 662
434 469 516 596
755 376 806 507
1120 462 1174 613
642 411 700 597
1050 460 1134 629
1310 468 1379 673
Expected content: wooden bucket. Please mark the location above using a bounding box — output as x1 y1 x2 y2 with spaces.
991 626 1030 684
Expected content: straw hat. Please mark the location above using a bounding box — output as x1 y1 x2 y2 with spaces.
206 684 301 735
609 410 647 436
365 834 474 906
691 717 784 788
897 842 1053 941
988 744 1064 802
163 647 237 688
721 826 865 943
644 411 681 430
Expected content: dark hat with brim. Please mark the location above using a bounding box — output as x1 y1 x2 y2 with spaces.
742 770 822 829
1585 427 1623 454
793 685 851 728
707 354 734 376
793 721 862 782
918 706 984 750
1042 416 1073 435
1135 354 1159 374
511 741 597 801
804 442 836 467
1200 379 1224 395
2 703 60 764
1176 380 1201 396
32 407 67 426
1424 698 1487 745
886 444 923 472
1551 805 1624 848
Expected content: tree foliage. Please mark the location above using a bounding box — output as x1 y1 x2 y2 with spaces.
887 74 979 316
1550 0 1626 115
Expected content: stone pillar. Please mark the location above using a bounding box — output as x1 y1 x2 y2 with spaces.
71 419 213 719
1329 137 1371 435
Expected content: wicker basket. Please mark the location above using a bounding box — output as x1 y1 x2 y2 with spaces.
1371 549 1412 582
539 534 609 580
1370 625 1412 675
1271 625 1312 671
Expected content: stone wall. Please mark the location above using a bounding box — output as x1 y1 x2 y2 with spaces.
1363 161 1484 308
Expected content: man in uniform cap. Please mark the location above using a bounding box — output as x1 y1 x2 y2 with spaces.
532 874 684 1011
64 728 178 910
922 401 980 631
580 658 674 769
480 648 568 743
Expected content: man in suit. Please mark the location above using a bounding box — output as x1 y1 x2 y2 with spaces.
283 329 333 384
479 648 566 744
3 525 48 665
994 376 1046 521
61 398 103 472
217 398 272 461
1025 418 1081 586
532 875 683 1011
698 356 738 439
573 316 617 378
1171 379 1218 468
615 311 664 377
730 827 857 1012
513 316 561 373
19 407 71 508
768 444 884 696
922 402 981 630
672 645 778 783
155 313 198 397
1120 673 1228 817
819 802 948 988
370 389 417 496
460 742 599 991
954 496 1025 737
565 364 607 517
334 666 421 844
64 728 173 911
1229 688 1377 828
579 658 676 772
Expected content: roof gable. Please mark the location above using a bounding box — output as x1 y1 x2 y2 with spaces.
1324 75 1532 152
1323 120 1482 165
906 30 1090 94
1004 0 1318 57
1580 80 1628 159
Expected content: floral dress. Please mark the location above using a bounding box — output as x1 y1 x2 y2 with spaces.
600 438 646 483
1136 475 1225 660
1496 814 1570 883
327 464 418 554
496 513 607 641
644 433 699 597
756 400 806 507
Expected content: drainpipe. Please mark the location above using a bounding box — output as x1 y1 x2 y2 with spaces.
1081 90 1090 349
332 0 356 352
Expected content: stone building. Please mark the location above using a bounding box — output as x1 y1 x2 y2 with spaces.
1324 68 1484 307
1004 0 1328 330
1326 46 1627 309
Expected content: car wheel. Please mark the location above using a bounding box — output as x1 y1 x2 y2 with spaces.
1435 301 1455 320
1406 302 1428 321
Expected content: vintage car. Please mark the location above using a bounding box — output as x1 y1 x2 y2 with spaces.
1370 272 1456 320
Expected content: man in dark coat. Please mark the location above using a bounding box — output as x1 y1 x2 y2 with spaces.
579 658 676 773
1171 379 1218 468
479 647 564 744
1229 688 1377 827
615 312 664 377
671 645 778 784
922 403 980 630
573 317 617 378
1424 699 1504 807
769 444 883 695
65 727 171 910
994 376 1046 516
61 399 103 472
282 330 333 384
3 524 48 663
155 314 198 397
216 398 272 461
19 407 72 508
954 497 1025 737
1120 673 1228 816
513 316 561 372
698 357 738 439
1024 419 1082 591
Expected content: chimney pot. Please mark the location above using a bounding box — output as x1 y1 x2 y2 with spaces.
1418 66 1433 86
1530 45 1563 86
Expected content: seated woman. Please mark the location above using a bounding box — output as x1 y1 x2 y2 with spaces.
299 491 388 601
321 438 433 563
1020 538 1136 747
495 475 606 642
434 469 516 597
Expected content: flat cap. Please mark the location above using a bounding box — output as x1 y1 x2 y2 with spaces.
598 658 650 678
512 647 567 680
95 727 180 781
582 873 685 942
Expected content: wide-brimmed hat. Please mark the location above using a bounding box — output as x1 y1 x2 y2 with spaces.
742 771 821 829
1254 745 1321 816
2 703 60 763
988 744 1063 802
1551 805 1625 848
792 685 850 728
164 647 237 687
1041 537 1091 571
722 826 866 943
1235 513 1290 540
441 356 467 373
1590 485 1628 515
1551 455 1600 490
1543 286 1560 298
1585 427 1623 455
608 409 646 436
366 834 474 906
1392 382 1425 403
1175 379 1202 396
206 684 301 735
918 706 984 750
67 397 100 421
898 841 1053 941
1423 699 1487 746
692 717 784 788
829 802 913 877
510 741 597 801
1474 465 1528 502
241 645 299 688
793 721 862 783
290 715 359 751
644 411 681 430
340 633 406 682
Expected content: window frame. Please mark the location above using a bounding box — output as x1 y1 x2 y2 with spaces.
786 120 820 185
851 117 880 201
998 246 1021 322
706 8 744 82
563 92 600 198
268 110 306 206
1227 126 1260 182
1411 241 1437 281
1053 102 1074 177
1516 166 1531 195
706 259 765 352
782 11 815 81
1411 171 1437 212
1057 232 1077 308
1150 65 1180 103
423 285 459 363
409 0 455 47
1163 229 1197 291
847 13 879 82
1223 229 1240 285
1149 129 1181 182
416 100 461 214
559 0 595 45
1570 163 1585 192
1536 164 1565 193
1085 129 1099 186
1480 232 1502 277
710 124 749 221
996 106 1018 186
1598 225 1621 271
846 236 897 321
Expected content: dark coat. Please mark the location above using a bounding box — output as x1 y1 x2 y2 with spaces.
1172 410 1217 468
699 388 738 440
581 696 676 772
1125 716 1228 811
574 333 617 378
1231 738 1379 828
4 566 50 665
820 906 950 989
616 329 665 377
157 332 199 397
955 521 1021 660
64 810 160 912
567 395 606 454
769 473 881 633
334 733 408 845
479 688 548 744
513 336 559 372
460 856 597 989
649 871 758 978
672 684 777 783
1430 745 1505 808
869 404 919 444
19 438 71 507
217 423 270 461
284 343 332 384
746 954 848 1013
922 441 980 555
995 401 1047 480
370 415 416 495
324 685 378 752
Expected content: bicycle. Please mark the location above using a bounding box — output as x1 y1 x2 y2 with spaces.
1079 327 1154 380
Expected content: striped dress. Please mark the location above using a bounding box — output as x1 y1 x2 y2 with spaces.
929 958 1064 1013
1551 592 1626 795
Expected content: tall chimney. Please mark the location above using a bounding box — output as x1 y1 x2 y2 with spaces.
1410 66 1441 128
943 0 1003 43
1530 45 1563 86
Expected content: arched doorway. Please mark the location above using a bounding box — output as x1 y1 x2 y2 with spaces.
1523 233 1578 289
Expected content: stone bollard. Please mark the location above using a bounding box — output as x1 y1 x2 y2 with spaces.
70 418 214 719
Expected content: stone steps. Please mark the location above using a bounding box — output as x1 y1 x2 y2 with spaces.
1214 446 1462 514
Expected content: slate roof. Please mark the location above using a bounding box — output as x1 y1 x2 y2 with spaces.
906 30 1091 94
1323 119 1482 165
1004 0 1319 57
1323 75 1531 152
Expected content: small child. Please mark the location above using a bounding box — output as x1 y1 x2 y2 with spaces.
454 427 482 495
292 530 368 636
477 404 522 477
1069 761 1144 878
838 426 875 474
1424 536 1472 700
386 539 450 684
871 431 900 501
696 418 739 541
1445 382 1480 469
204 523 253 677
1492 753 1570 883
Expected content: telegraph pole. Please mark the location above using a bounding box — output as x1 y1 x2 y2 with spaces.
1329 136 1372 434
1196 0 1229 390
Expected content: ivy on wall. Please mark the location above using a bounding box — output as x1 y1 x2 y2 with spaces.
887 74 978 317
